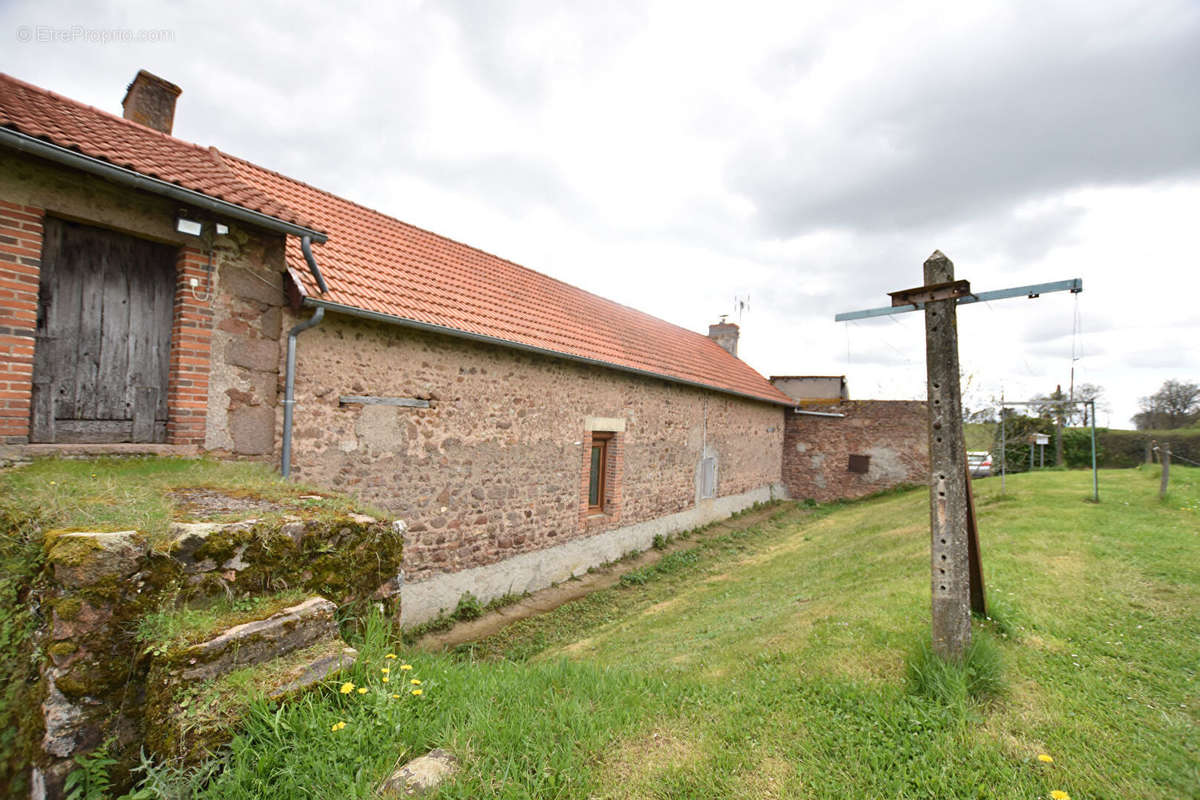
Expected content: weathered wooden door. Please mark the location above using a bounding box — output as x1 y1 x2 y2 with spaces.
31 218 176 443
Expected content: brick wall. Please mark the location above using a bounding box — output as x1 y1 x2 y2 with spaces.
285 313 785 582
0 200 42 443
167 247 214 445
0 197 41 441
783 401 928 503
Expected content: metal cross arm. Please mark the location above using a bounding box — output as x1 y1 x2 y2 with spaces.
835 278 1083 322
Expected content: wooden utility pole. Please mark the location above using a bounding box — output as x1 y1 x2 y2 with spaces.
920 251 972 659
835 255 1083 663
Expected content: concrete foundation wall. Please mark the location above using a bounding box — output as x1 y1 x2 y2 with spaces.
783 400 928 503
282 312 786 585
401 481 782 624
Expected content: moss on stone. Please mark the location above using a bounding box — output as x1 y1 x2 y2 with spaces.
52 595 83 620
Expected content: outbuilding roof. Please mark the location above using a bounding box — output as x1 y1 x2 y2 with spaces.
0 72 791 406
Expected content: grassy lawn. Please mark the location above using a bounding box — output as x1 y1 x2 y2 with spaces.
0 456 374 541
107 467 1200 797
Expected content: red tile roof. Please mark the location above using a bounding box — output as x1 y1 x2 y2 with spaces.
0 74 315 230
0 73 791 406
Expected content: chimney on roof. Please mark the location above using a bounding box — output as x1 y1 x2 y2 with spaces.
121 70 181 135
708 316 740 358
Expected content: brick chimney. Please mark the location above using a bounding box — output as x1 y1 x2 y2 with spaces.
708 317 739 358
121 70 181 134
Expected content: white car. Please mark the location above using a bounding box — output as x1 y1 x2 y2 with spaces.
967 451 993 478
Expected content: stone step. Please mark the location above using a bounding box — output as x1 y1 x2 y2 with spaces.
147 637 358 763
171 596 339 681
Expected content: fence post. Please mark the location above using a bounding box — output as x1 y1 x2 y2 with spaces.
1160 443 1171 499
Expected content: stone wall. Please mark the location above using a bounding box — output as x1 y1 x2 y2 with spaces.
283 312 785 612
783 401 928 503
0 150 287 453
32 514 401 797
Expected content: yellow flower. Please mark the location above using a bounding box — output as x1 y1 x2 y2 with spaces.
400 664 413 671
357 687 368 695
381 667 390 674
391 693 401 699
49 481 56 486
339 682 355 694
1049 792 1070 800
385 653 397 659
411 689 423 696
410 679 421 685
330 721 346 732
382 677 389 683
1037 754 1054 764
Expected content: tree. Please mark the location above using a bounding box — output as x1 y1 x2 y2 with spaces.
1134 380 1200 430
1071 383 1105 426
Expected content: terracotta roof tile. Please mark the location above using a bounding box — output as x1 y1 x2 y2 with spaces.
0 72 791 406
0 73 315 230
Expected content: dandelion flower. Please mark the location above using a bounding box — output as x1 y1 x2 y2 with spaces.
381 667 390 674
385 653 397 659
410 679 421 685
49 481 56 486
330 721 346 732
382 677 389 683
391 693 401 699
1049 792 1069 800
1037 754 1054 764
411 689 423 696
400 664 413 671
357 687 368 694
339 682 355 694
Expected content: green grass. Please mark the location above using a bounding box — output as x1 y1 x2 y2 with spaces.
122 466 1197 798
136 589 311 652
0 456 377 542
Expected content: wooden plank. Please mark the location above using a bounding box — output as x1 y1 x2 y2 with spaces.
30 382 55 443
73 224 104 420
53 419 134 443
132 386 158 443
964 459 987 616
338 395 430 408
97 231 132 420
153 247 174 423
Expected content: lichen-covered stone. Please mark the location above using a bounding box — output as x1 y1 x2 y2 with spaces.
146 637 356 763
45 530 145 588
379 749 459 797
172 596 337 682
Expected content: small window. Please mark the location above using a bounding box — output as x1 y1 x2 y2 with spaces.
588 433 611 511
699 457 717 499
848 454 870 474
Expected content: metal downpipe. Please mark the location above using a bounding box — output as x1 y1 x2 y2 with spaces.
281 235 328 477
282 306 323 477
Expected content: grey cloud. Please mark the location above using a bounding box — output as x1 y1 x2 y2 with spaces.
732 3 1200 238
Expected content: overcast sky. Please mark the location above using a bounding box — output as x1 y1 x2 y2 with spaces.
4 0 1199 427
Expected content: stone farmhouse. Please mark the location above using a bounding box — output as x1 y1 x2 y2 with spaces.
0 71 926 624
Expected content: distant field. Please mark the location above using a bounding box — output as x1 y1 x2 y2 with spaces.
965 421 997 451
129 466 1199 798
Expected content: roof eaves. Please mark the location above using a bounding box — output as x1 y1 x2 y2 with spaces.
305 297 793 407
0 125 328 243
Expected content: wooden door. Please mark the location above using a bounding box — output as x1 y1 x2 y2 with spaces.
31 218 176 443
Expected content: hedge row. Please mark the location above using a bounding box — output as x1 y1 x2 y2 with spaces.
991 422 1200 470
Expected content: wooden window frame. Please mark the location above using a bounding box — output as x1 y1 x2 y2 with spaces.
588 432 612 513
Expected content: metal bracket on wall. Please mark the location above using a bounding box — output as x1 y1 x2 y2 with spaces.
338 395 431 408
